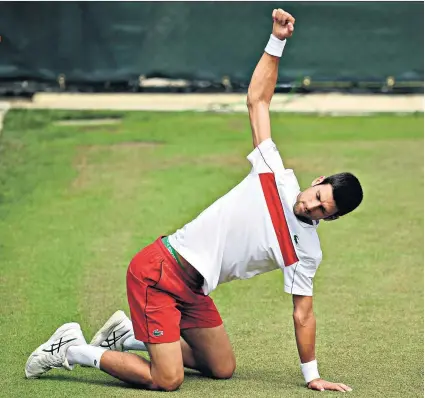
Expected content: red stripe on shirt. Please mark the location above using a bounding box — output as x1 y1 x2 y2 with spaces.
259 173 298 267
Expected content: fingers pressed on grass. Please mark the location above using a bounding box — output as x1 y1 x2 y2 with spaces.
339 383 353 392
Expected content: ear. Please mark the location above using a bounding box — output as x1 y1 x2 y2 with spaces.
324 214 339 222
311 175 325 187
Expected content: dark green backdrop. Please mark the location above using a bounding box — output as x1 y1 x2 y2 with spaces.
0 2 423 87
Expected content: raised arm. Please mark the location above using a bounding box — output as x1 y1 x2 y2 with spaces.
246 9 295 148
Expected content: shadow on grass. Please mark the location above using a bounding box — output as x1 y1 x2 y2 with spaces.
38 369 212 390
40 374 136 389
233 368 305 388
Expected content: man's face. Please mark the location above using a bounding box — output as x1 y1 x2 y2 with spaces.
293 180 338 222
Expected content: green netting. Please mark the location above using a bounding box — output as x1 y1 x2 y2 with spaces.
0 2 423 84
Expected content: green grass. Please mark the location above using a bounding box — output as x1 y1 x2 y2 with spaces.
0 109 423 397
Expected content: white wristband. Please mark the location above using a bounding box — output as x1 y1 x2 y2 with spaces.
264 34 287 57
300 359 320 384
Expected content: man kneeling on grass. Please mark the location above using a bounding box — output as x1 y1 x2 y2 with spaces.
25 8 362 393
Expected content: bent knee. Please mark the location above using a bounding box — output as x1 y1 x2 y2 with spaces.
152 373 184 392
159 378 183 392
210 358 236 380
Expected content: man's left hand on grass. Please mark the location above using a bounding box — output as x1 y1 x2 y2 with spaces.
308 378 353 392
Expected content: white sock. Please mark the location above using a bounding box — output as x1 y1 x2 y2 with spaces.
122 335 147 351
67 345 107 369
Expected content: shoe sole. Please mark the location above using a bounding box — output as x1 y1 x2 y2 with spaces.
25 323 82 379
89 311 128 347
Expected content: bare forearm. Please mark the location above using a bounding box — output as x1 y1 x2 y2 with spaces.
247 53 280 105
246 53 279 147
246 8 294 148
293 312 316 363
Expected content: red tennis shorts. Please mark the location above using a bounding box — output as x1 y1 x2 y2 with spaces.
126 237 223 344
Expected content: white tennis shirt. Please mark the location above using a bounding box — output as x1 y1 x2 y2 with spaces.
168 138 322 296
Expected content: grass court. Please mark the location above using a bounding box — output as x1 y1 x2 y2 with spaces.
1 109 423 397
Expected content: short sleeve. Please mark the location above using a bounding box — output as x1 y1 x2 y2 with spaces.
247 138 285 174
283 258 321 296
283 263 314 296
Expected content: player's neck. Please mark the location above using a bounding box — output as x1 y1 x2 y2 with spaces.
295 214 314 226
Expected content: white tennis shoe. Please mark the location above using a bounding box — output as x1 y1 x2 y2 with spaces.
90 310 133 351
25 322 87 379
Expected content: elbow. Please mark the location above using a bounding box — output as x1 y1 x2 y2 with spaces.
247 84 270 108
246 91 269 109
246 91 256 108
293 309 315 327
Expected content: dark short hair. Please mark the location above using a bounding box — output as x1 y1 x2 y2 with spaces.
319 172 363 216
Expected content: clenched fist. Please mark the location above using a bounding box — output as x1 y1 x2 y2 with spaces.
272 8 295 40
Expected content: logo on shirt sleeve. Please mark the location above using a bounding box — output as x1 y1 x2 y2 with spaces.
293 235 299 245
